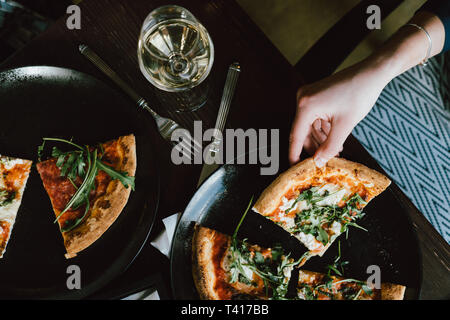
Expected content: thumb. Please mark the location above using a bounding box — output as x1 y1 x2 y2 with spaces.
313 118 353 167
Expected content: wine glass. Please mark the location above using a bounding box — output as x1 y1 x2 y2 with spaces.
138 5 214 112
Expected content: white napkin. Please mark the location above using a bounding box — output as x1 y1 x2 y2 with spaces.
150 213 181 258
122 289 160 300
122 213 181 300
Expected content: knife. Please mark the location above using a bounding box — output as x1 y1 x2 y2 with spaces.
197 62 241 187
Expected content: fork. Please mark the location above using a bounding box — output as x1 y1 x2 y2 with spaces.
79 44 203 159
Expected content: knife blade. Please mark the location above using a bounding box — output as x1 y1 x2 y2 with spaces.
197 62 241 187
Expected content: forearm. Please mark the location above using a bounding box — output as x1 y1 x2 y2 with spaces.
289 8 447 165
361 11 446 87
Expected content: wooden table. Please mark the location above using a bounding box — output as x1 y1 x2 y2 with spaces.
1 0 448 300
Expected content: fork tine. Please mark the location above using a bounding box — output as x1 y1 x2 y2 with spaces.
177 129 203 158
173 140 193 162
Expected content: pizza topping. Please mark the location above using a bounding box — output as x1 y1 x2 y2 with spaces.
297 243 375 300
0 189 16 207
0 158 32 223
270 184 367 250
0 158 30 194
0 221 10 240
224 197 301 300
297 275 375 300
0 220 10 253
227 239 298 300
38 137 135 232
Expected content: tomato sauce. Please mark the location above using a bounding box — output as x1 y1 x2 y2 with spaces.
0 220 10 253
36 141 122 232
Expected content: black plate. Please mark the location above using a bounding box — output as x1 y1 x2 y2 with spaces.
0 66 159 299
170 162 422 299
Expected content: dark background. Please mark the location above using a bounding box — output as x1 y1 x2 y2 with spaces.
0 0 71 62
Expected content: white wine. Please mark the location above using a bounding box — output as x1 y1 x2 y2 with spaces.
138 18 213 92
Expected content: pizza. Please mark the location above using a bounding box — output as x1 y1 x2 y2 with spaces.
192 225 298 300
253 157 390 265
0 156 32 258
36 134 136 258
296 269 405 300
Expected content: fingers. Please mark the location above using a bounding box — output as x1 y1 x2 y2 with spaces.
304 135 319 156
320 119 331 135
289 107 315 165
314 117 352 167
311 119 327 145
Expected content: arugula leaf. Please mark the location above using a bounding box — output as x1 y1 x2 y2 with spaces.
37 140 46 162
326 241 349 277
362 284 373 296
39 137 136 232
54 148 97 224
300 285 317 300
317 225 329 245
254 251 265 265
97 161 135 191
270 244 283 262
0 189 15 207
327 265 343 276
232 196 254 239
61 152 77 178
228 197 303 300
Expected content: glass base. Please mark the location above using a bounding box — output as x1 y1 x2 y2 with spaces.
154 76 210 113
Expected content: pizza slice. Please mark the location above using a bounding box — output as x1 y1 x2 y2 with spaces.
192 225 299 300
253 157 391 265
0 156 32 258
36 134 136 258
296 269 405 300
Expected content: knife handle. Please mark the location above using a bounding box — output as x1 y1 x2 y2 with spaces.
214 62 241 136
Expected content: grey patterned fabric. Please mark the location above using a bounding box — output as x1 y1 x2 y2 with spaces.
353 52 450 242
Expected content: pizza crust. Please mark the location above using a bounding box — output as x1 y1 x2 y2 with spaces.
63 134 137 258
192 224 227 300
253 157 391 216
253 158 316 216
380 282 406 300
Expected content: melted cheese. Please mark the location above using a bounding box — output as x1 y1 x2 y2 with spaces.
296 232 323 251
315 184 350 206
277 213 296 230
330 221 342 235
277 184 351 252
279 196 310 213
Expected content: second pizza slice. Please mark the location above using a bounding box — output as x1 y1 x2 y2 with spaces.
36 134 137 258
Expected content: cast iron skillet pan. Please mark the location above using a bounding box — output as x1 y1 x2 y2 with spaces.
170 162 421 299
0 66 159 299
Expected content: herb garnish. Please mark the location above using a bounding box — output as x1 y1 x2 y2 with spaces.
285 187 367 246
326 241 349 277
228 197 301 300
0 189 15 207
297 241 373 300
38 137 135 232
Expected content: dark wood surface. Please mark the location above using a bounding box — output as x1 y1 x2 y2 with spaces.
1 0 448 300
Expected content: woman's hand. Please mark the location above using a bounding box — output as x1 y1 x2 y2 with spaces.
288 11 446 167
289 60 391 167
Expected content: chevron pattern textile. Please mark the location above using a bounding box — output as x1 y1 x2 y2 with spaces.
353 52 450 243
